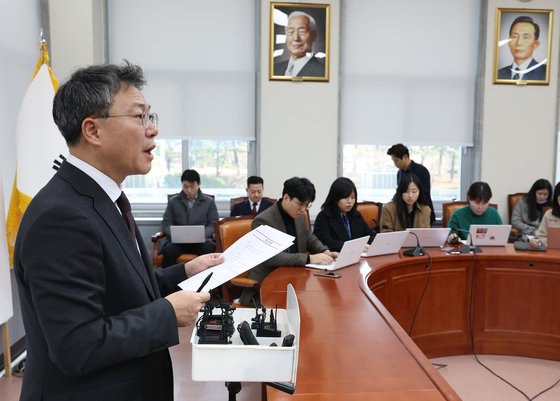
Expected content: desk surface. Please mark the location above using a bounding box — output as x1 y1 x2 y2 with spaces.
261 244 560 400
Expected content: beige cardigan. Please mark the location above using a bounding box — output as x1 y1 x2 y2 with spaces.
534 209 560 246
379 201 431 232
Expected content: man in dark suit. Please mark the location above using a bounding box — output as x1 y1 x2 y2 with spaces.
160 169 219 267
497 16 547 81
14 62 223 401
230 175 274 217
239 177 337 306
273 11 325 78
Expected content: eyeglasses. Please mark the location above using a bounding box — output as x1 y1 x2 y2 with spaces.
99 110 158 129
292 198 312 211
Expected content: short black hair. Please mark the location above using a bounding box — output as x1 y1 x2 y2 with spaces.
181 169 200 184
247 176 264 187
53 60 146 146
282 177 316 203
387 144 409 159
510 16 540 40
467 181 492 203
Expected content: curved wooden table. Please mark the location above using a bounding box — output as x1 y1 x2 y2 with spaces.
261 244 560 400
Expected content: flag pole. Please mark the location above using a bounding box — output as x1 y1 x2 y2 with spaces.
1 322 11 377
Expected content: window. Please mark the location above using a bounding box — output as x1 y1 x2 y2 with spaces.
342 145 461 203
122 139 250 204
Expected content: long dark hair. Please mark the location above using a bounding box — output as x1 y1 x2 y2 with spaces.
321 177 358 215
552 182 560 218
394 173 426 228
524 179 552 221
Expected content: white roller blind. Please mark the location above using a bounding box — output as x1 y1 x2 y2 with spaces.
109 0 256 140
340 0 478 146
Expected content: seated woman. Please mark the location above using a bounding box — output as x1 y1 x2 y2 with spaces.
534 181 560 246
380 173 431 232
447 181 502 242
511 179 552 236
313 177 374 252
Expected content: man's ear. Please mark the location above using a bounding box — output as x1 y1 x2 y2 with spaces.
81 117 102 146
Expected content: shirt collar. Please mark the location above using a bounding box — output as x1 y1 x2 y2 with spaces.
66 154 122 202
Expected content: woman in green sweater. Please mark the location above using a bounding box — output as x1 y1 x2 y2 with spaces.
447 181 503 242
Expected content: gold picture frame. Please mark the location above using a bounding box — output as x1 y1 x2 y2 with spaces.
493 8 553 85
269 2 330 82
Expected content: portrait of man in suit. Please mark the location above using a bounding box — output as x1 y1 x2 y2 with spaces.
270 4 329 81
494 11 552 84
230 175 274 217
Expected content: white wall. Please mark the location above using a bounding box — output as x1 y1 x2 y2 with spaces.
481 0 560 219
258 1 340 217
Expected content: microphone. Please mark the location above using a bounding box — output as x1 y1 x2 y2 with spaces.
384 226 424 256
451 227 482 253
403 231 425 257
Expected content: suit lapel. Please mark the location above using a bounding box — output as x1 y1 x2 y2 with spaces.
58 163 156 300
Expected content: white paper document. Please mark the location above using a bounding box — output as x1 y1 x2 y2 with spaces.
178 225 295 292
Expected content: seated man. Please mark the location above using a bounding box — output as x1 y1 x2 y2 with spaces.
230 175 274 216
160 169 219 267
240 177 337 306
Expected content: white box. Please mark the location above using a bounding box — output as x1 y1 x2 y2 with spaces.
191 284 300 382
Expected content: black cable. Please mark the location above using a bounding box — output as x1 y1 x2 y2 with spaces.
408 252 432 336
467 251 560 401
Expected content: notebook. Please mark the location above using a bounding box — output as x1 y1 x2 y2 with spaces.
363 231 409 257
469 225 511 246
402 228 451 248
170 225 205 244
547 227 560 250
306 235 369 271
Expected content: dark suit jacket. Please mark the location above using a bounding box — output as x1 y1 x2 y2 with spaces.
273 56 325 77
248 203 327 282
497 59 547 81
160 189 218 249
230 198 273 217
313 209 375 252
14 162 187 401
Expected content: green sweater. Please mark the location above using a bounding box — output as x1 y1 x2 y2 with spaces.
447 205 503 240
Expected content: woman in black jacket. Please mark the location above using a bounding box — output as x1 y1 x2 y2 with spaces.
313 177 375 252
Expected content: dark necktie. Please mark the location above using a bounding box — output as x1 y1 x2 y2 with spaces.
116 192 136 240
512 67 520 80
252 202 258 215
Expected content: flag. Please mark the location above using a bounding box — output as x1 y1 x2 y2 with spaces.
0 174 13 324
6 43 68 264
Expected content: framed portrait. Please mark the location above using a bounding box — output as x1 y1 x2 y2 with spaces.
269 2 330 82
493 8 553 85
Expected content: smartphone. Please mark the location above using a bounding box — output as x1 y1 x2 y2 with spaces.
441 246 454 252
313 271 341 278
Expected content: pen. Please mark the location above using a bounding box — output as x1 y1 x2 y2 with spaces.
196 272 213 293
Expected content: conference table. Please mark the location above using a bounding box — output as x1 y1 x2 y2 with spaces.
260 244 560 400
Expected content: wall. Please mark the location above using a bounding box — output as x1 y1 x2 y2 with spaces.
258 1 340 218
481 0 560 219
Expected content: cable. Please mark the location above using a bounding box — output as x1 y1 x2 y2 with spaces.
467 251 560 401
408 252 432 336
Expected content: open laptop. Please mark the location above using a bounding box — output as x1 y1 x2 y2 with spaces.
469 225 511 246
363 231 409 257
402 228 451 248
547 227 560 250
170 225 205 244
306 235 369 271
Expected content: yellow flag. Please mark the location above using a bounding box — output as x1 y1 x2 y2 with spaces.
6 43 68 264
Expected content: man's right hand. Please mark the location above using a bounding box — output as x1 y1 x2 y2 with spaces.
165 291 210 326
309 252 335 265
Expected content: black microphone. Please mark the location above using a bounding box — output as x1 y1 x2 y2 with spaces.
237 321 259 345
451 227 482 253
403 231 425 257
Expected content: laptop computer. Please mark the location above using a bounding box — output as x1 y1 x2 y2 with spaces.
306 235 369 271
363 231 409 257
402 228 451 248
469 225 511 246
170 225 206 244
547 227 560 250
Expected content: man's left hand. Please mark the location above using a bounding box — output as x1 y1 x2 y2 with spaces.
185 253 224 277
